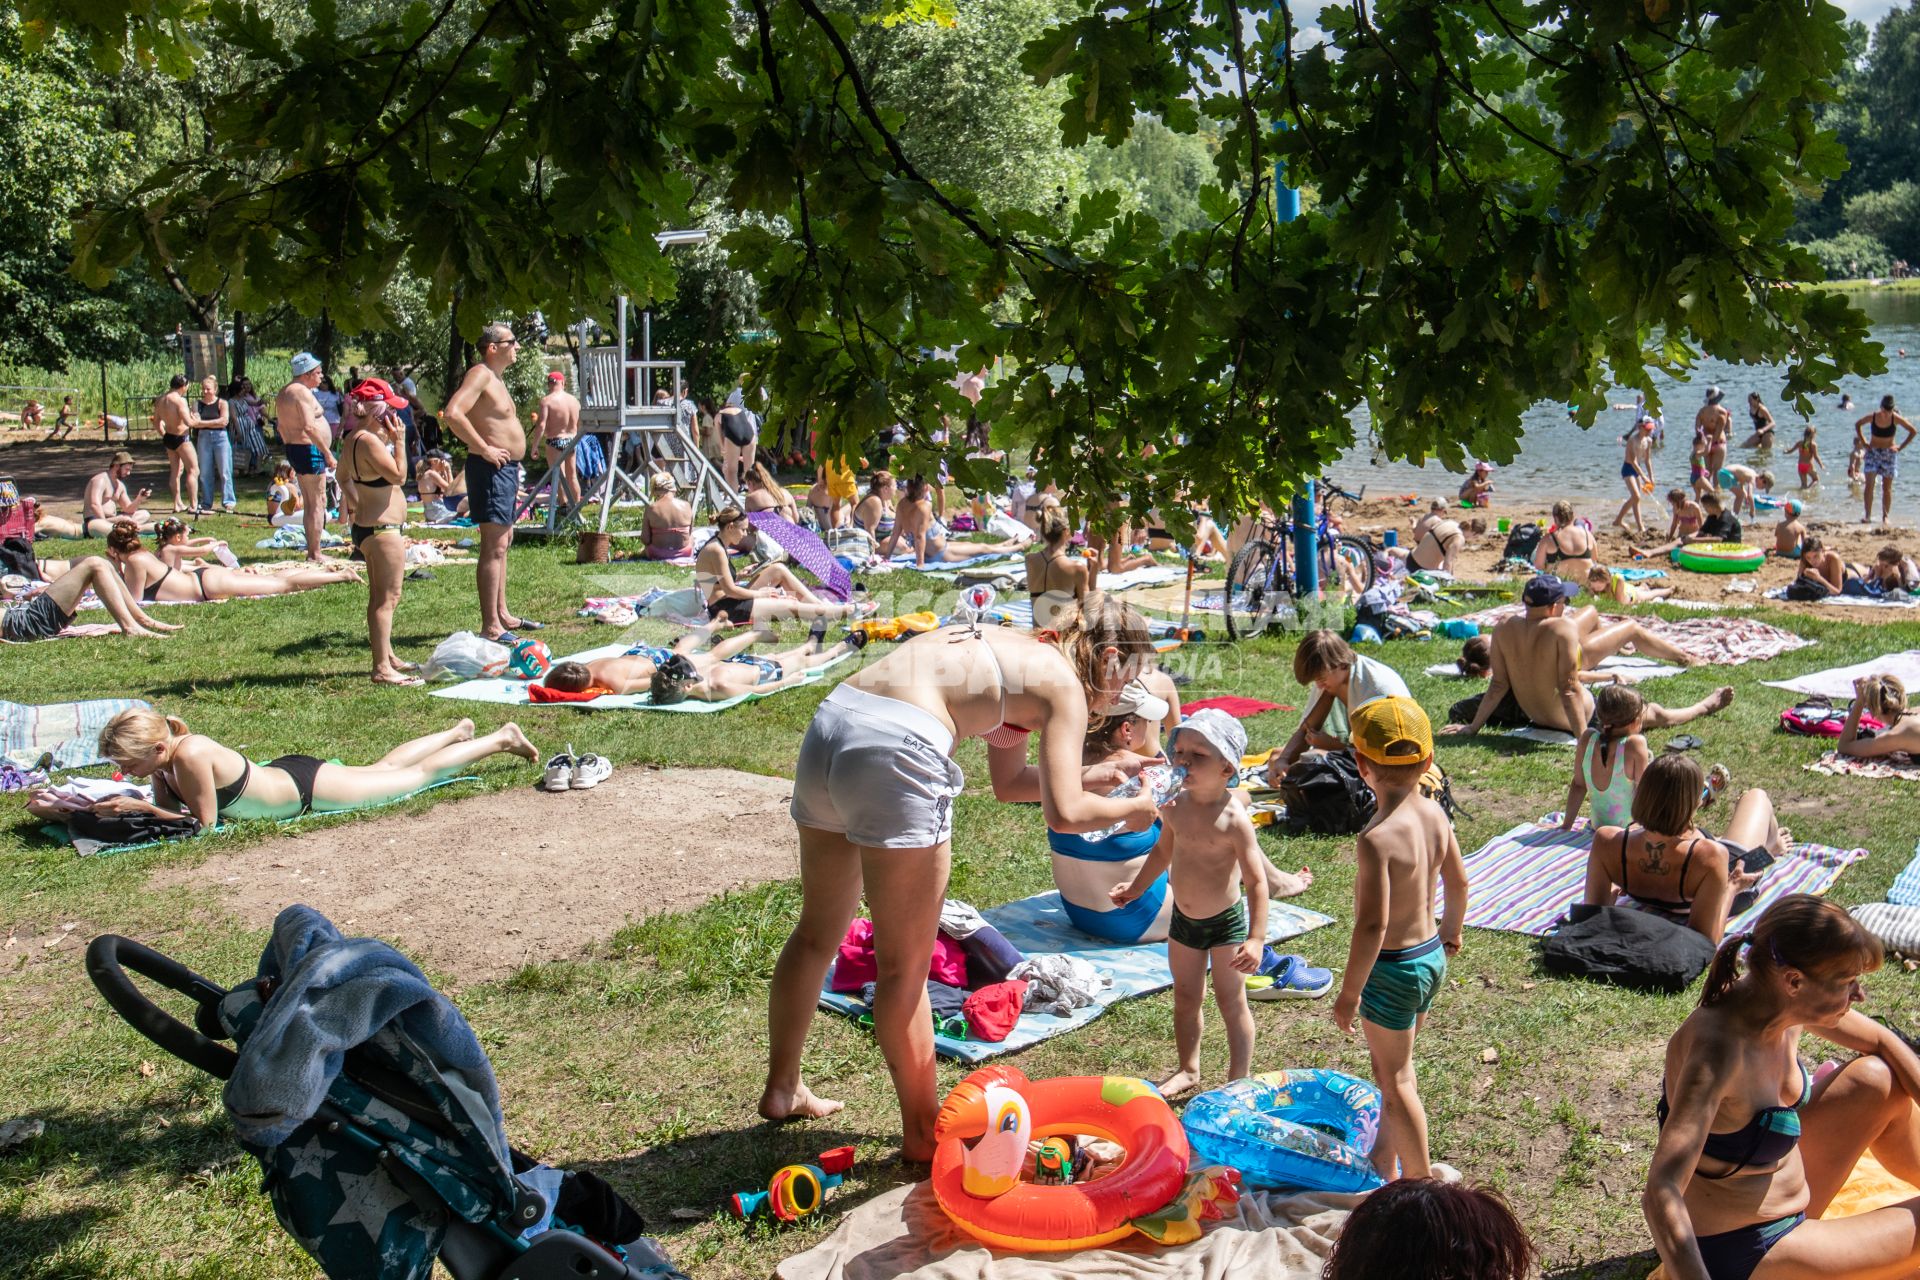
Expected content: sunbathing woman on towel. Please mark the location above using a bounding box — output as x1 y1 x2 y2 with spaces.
1839 675 1920 759
105 522 359 602
86 709 537 825
696 507 867 625
1575 753 1786 945
762 596 1163 1158
1645 895 1920 1280
879 475 1029 568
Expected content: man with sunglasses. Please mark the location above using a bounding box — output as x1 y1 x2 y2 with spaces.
442 321 538 641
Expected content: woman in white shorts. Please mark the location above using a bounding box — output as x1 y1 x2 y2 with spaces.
760 596 1162 1158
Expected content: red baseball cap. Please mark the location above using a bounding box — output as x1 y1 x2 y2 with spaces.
547 370 564 382
349 377 408 409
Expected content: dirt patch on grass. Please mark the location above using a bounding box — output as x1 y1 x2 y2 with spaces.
148 766 799 986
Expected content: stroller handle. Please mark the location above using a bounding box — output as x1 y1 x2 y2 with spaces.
87 934 239 1081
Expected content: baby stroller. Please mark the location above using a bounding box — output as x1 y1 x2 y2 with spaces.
87 905 687 1280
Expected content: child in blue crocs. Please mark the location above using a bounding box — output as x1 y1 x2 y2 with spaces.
1112 707 1267 1098
1331 696 1467 1180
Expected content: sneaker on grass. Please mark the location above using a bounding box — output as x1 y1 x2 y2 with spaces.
543 745 575 793
572 753 612 790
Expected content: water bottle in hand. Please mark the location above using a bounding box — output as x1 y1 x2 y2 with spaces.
1083 763 1186 842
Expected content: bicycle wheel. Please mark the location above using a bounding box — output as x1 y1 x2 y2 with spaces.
1225 540 1283 640
1323 535 1377 593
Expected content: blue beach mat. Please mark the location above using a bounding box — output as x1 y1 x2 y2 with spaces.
1890 841 1920 907
818 890 1335 1063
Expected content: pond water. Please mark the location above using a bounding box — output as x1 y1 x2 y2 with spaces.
1326 290 1920 522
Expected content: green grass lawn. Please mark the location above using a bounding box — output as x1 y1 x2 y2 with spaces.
3 521 1918 1279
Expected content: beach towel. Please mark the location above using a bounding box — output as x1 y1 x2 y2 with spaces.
578 588 709 629
1456 609 1809 666
986 597 1180 636
2 697 150 771
748 510 853 602
817 891 1333 1063
1851 903 1920 955
1422 654 1685 683
1889 841 1920 907
776 1178 1358 1280
1504 726 1578 745
1805 750 1920 782
430 643 857 713
1765 587 1918 609
1766 651 1920 701
1438 820 1867 937
3 621 122 643
1179 696 1291 718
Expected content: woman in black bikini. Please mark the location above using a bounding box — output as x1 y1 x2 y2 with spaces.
1853 394 1917 524
104 522 358 602
343 380 417 685
1532 500 1594 583
1645 895 1920 1280
1742 393 1777 450
94 709 538 824
695 507 865 625
1024 505 1092 630
1576 754 1785 944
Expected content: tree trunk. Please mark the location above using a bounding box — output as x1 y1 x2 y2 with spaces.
231 311 248 383
314 310 335 375
444 297 465 397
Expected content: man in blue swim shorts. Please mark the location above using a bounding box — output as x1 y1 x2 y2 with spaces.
1331 697 1467 1181
442 322 539 641
274 352 336 561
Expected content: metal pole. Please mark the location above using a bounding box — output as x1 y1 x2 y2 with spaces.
1273 117 1317 595
100 362 110 441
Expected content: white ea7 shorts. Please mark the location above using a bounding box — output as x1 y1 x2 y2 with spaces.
791 683 964 848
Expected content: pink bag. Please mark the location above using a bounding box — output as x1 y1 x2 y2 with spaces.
830 919 971 991
1781 696 1883 739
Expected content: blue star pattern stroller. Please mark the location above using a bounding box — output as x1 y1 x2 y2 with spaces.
87 905 688 1280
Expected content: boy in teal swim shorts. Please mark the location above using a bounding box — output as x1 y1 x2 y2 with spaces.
1331 696 1468 1180
1112 707 1267 1099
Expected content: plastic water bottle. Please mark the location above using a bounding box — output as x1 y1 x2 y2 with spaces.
1081 764 1186 843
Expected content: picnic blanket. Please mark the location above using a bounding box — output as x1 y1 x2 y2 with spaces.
430 643 857 713
578 588 709 628
1455 609 1809 666
1890 841 1920 906
1805 750 1920 782
1438 820 1868 937
1764 587 1918 609
2 697 149 771
987 597 1179 636
1179 696 1292 718
3 621 122 642
817 891 1334 1064
1422 654 1685 683
776 1178 1359 1280
1765 650 1920 700
748 510 853 602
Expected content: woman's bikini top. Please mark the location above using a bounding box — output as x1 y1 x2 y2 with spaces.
1751 408 1770 431
1657 1059 1812 1178
1871 411 1899 445
1543 528 1589 566
971 633 1036 747
213 757 252 811
348 432 394 487
1613 825 1707 914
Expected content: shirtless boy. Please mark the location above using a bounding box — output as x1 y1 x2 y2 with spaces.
534 371 583 512
1332 697 1465 1180
1613 419 1655 533
82 452 152 537
647 628 866 705
1113 709 1268 1097
154 375 198 513
1444 576 1731 736
442 322 535 641
275 353 336 561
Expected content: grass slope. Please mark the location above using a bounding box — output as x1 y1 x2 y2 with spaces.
2 519 1917 1279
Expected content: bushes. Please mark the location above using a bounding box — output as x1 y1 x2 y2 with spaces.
1796 231 1897 281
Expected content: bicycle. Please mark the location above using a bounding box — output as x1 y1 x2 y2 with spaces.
1222 482 1377 640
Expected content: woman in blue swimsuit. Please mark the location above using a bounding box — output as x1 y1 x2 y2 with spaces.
1645 896 1920 1280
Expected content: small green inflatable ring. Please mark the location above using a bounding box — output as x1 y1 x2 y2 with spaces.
1672 542 1765 573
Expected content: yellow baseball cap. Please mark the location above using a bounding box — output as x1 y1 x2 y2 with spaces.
1350 696 1433 767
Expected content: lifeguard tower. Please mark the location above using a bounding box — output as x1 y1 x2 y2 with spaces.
523 231 740 533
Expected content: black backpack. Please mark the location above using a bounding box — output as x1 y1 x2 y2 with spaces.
1785 573 1833 602
1499 522 1545 564
1538 906 1716 993
1277 751 1378 835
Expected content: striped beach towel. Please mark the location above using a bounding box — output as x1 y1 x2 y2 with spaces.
1 697 150 771
1456 610 1807 665
1440 820 1869 937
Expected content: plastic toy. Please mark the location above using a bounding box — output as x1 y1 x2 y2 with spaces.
729 1146 856 1222
1181 1069 1384 1194
1033 1136 1076 1185
507 638 551 679
1671 542 1765 573
933 1067 1195 1251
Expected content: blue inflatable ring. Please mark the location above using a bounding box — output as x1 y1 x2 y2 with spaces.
1181 1069 1383 1193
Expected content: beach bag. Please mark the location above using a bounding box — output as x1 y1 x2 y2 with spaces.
1785 573 1833 602
1780 695 1882 738
423 631 511 681
1540 907 1716 992
1499 522 1544 564
1276 751 1377 835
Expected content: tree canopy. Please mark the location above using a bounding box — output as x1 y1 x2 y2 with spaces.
24 0 1888 515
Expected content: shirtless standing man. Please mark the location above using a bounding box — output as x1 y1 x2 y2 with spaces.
1443 576 1731 737
82 452 153 537
1695 386 1732 480
153 375 198 513
533 371 583 513
276 353 336 562
442 322 535 641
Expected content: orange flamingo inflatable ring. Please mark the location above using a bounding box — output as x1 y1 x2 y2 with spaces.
931 1066 1241 1251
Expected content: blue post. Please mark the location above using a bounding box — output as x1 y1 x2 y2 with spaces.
1273 117 1315 594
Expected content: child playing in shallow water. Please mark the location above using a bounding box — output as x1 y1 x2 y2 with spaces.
1585 563 1673 606
1793 424 1823 489
1848 437 1866 485
1333 697 1466 1181
1112 709 1267 1097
